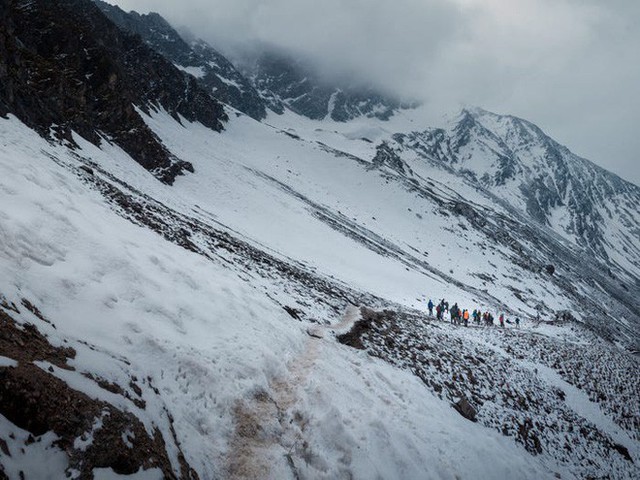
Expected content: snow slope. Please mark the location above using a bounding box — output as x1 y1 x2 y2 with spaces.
0 114 574 478
0 84 639 480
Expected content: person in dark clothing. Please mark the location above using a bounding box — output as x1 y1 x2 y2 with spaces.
428 299 434 316
515 317 520 328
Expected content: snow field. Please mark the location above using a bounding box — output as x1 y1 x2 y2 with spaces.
1 101 638 480
0 117 304 478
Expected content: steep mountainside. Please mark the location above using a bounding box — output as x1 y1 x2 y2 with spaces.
0 0 226 184
1 2 639 479
94 0 267 121
2 102 639 479
95 1 413 123
240 49 409 121
390 108 640 281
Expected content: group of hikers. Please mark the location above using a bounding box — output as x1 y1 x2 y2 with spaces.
426 299 521 328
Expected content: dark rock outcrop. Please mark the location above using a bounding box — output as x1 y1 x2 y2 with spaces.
94 0 267 120
241 49 412 121
0 0 227 184
0 307 198 479
453 397 478 422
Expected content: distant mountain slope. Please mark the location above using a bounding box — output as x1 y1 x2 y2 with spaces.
391 108 640 281
94 0 267 121
1 2 639 478
0 0 226 184
240 49 412 121
95 1 413 123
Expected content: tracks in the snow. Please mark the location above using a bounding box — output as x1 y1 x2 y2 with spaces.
226 306 361 480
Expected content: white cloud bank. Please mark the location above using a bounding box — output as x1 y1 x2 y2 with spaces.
109 0 640 185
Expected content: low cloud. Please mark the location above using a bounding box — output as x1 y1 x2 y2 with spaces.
109 0 640 184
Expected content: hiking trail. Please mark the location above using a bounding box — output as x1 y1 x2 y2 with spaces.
226 305 361 479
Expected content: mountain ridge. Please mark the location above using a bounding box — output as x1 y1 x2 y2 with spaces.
94 0 268 121
0 0 227 184
0 2 639 478
389 107 640 282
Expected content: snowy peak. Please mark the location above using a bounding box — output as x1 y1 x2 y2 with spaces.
392 108 640 277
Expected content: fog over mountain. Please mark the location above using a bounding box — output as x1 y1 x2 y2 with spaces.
2 1 639 478
108 0 640 185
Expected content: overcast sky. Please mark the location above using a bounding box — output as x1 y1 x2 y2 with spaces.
109 0 640 185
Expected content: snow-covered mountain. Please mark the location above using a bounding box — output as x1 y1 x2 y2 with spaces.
1 1 639 479
238 49 411 122
390 108 640 279
94 0 406 124
94 0 268 121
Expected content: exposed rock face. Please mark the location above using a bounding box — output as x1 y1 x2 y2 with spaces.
338 307 640 479
369 142 413 175
0 0 226 184
0 307 198 479
94 0 267 121
453 397 478 422
241 49 411 121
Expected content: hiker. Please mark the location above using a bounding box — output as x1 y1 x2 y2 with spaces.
450 303 458 324
436 303 442 320
463 309 469 327
515 317 520 328
499 314 504 327
444 301 449 313
428 299 434 316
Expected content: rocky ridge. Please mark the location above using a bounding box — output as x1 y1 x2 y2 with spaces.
240 49 411 121
391 108 640 280
94 0 267 121
0 0 226 184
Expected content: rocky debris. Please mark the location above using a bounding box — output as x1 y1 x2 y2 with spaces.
453 396 477 422
0 0 226 185
19 298 50 325
337 307 640 478
0 303 198 479
491 327 640 442
0 309 75 369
